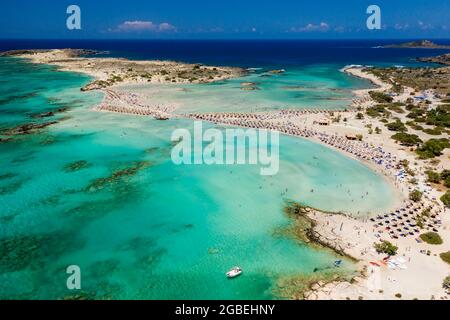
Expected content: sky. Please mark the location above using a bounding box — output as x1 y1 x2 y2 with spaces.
0 0 449 39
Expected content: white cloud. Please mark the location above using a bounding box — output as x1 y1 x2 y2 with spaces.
291 22 329 32
209 27 224 33
394 23 409 30
158 22 176 32
112 20 176 33
418 21 433 30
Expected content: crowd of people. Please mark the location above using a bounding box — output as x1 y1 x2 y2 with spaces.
94 89 174 119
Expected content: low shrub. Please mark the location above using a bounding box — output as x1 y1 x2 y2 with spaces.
420 232 443 245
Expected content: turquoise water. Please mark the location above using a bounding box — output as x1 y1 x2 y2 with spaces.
0 58 397 300
123 64 371 113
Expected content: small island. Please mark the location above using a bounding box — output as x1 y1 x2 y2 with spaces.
417 53 450 65
382 40 450 49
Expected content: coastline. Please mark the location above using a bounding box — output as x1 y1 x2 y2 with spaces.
300 68 449 300
2 50 448 300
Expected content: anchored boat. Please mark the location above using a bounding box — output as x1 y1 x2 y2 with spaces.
226 267 243 279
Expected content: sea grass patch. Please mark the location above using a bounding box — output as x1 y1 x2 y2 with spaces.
1 121 58 136
0 232 84 274
0 172 18 181
86 160 152 193
63 160 92 172
63 179 149 220
0 177 30 195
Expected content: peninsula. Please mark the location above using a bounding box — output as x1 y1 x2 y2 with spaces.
0 49 246 91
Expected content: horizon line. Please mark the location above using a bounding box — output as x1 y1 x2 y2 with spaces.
0 37 449 41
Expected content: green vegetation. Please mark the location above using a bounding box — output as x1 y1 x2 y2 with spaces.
424 169 450 187
366 105 391 118
441 170 450 188
386 120 407 132
422 127 443 135
425 105 450 128
425 170 441 184
374 240 398 256
409 190 423 202
419 232 443 245
356 112 364 120
443 276 450 291
416 138 450 159
406 108 425 119
367 65 450 95
369 91 393 103
440 251 450 264
386 103 405 113
441 190 450 208
399 159 416 177
415 216 424 229
416 208 432 229
404 105 448 137
391 133 422 146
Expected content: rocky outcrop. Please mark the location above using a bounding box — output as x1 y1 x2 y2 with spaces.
417 53 450 66
383 40 450 49
269 69 286 74
0 49 51 57
2 121 58 136
81 81 111 91
0 49 98 58
283 201 358 262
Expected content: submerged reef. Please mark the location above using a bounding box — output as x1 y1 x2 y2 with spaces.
0 177 30 195
279 201 357 261
63 160 92 172
0 172 18 181
274 201 318 244
86 161 151 192
0 232 83 274
1 121 58 136
274 269 354 300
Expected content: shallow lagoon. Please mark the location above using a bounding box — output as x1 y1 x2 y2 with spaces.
122 64 372 113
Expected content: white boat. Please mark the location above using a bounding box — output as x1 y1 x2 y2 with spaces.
226 267 243 279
